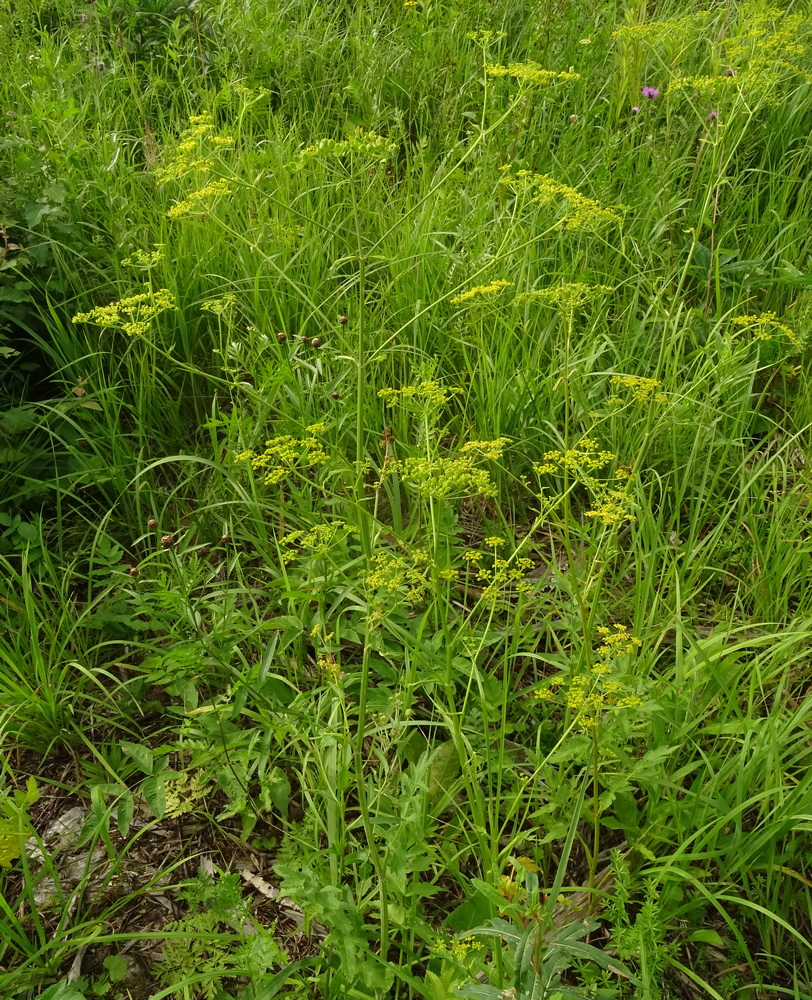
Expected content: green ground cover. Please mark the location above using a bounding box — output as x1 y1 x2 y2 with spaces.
2 0 812 996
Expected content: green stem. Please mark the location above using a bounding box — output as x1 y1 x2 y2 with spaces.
590 723 601 904
353 637 390 978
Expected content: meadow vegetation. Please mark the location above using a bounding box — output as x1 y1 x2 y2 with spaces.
2 0 812 996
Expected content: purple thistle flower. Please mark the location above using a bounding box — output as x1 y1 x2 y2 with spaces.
707 109 719 120
724 67 736 77
641 86 660 99
631 105 640 115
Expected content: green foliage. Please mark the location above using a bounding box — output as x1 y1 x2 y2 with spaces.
2 0 812 996
0 779 39 868
155 870 288 1000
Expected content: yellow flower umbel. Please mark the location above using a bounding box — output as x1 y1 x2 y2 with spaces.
731 311 801 349
365 548 432 607
122 244 165 271
72 287 177 338
533 437 616 479
166 178 236 221
451 280 512 305
668 74 739 99
201 294 238 316
460 438 510 461
609 374 667 404
534 438 636 526
378 380 463 410
485 62 580 87
236 425 329 485
296 129 398 164
723 6 811 93
463 547 535 604
500 166 621 231
535 625 643 728
278 521 356 564
514 283 614 311
389 455 498 500
155 112 234 186
156 111 237 220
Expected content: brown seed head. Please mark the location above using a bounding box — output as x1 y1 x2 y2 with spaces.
331 391 340 399
277 332 287 342
220 534 231 544
338 315 348 325
147 518 158 528
310 337 323 348
161 534 175 548
128 566 139 577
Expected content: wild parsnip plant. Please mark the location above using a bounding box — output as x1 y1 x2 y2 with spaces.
2 0 812 997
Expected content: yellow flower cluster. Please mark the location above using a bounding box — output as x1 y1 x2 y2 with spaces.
584 488 636 526
270 222 304 246
731 312 801 348
536 625 643 728
297 129 398 162
596 624 642 659
609 374 667 404
365 548 431 606
466 30 507 45
534 439 635 526
318 653 342 680
467 550 535 604
500 166 621 231
155 112 234 186
459 438 510 460
533 438 616 479
612 12 710 45
167 178 235 220
201 294 237 315
279 521 355 563
725 7 806 66
451 280 512 305
236 428 328 485
668 74 738 98
232 82 272 99
378 380 463 410
72 287 177 337
122 245 165 270
485 62 580 86
391 455 497 500
514 282 614 311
